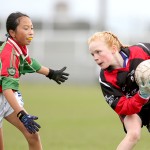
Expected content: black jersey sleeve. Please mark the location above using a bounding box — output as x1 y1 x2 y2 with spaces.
137 43 150 55
99 72 123 110
99 70 148 115
100 78 121 109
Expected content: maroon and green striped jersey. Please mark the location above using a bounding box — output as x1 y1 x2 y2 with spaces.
0 38 41 92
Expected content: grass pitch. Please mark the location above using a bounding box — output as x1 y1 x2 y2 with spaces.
3 83 150 150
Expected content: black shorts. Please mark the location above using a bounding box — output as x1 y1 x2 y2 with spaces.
120 102 150 133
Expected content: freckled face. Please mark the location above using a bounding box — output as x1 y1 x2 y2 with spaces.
89 40 114 69
10 16 34 46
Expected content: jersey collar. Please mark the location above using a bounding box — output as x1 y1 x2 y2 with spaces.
7 38 29 59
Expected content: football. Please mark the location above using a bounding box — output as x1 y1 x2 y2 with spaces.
135 59 150 86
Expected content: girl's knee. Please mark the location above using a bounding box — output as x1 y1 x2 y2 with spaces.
26 132 41 144
24 132 42 149
127 131 141 142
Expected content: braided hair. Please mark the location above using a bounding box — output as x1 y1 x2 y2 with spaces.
88 31 129 51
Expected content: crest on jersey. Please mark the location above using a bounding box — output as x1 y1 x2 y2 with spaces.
7 67 16 76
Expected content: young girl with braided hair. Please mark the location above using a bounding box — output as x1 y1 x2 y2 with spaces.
88 31 150 150
0 12 69 150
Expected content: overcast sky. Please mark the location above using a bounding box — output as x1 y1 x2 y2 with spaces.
0 0 99 21
1 0 150 40
1 0 150 23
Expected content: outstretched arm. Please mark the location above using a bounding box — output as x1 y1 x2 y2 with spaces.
37 66 69 84
36 66 49 76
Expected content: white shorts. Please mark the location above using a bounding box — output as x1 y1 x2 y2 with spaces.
0 91 24 128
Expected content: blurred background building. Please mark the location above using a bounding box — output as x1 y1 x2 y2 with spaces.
0 0 150 84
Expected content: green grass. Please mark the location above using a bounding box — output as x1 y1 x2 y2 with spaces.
3 83 150 150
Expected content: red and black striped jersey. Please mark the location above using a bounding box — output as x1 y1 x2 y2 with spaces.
99 43 150 116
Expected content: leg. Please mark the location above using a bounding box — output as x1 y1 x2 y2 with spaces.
0 128 4 150
5 110 43 150
116 114 142 150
